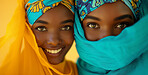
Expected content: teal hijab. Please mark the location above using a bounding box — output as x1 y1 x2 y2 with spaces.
25 0 74 25
74 0 148 74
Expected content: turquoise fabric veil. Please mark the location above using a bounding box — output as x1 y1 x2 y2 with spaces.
75 10 148 70
74 0 148 74
26 0 61 25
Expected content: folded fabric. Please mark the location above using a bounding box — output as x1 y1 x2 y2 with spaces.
74 0 148 74
0 0 77 75
75 12 148 74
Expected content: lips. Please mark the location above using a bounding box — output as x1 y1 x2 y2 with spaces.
46 48 62 54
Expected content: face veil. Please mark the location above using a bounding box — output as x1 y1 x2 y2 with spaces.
74 0 148 74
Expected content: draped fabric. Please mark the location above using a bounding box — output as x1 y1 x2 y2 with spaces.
74 0 148 75
139 0 148 16
0 0 77 75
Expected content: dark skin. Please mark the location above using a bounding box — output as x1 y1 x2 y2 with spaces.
82 0 135 41
31 4 74 65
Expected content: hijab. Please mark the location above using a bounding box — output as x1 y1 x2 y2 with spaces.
0 0 77 75
74 0 148 74
26 0 74 25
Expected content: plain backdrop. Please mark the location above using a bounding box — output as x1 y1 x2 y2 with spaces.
0 0 79 62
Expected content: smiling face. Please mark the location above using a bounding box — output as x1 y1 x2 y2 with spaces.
31 4 74 65
82 1 135 41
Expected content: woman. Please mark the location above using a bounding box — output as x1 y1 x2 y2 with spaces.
0 0 77 75
75 0 148 75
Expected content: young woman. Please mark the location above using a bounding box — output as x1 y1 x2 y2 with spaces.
0 0 78 75
75 0 148 75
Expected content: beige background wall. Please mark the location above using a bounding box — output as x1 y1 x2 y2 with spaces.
0 0 79 62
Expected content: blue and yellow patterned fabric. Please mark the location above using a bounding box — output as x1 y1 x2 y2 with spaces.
25 0 74 25
74 0 148 75
75 0 141 20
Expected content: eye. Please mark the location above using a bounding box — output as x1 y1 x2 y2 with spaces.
35 26 47 32
61 25 72 31
115 23 129 29
87 23 99 29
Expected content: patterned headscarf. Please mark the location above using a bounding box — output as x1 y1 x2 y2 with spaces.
75 0 141 21
25 0 74 25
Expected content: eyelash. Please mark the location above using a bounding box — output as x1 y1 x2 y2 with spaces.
86 22 100 29
61 25 72 31
115 22 131 29
35 26 47 32
35 25 72 32
86 22 132 29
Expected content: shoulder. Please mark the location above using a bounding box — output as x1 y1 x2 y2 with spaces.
65 59 78 75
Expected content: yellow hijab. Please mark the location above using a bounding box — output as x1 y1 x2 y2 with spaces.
0 0 77 75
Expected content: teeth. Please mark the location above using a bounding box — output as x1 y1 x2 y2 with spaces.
46 48 62 54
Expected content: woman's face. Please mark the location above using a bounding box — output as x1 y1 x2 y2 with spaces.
82 1 135 41
31 4 74 64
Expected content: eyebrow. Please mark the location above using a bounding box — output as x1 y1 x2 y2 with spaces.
114 15 133 21
85 16 101 21
61 19 74 24
35 20 48 24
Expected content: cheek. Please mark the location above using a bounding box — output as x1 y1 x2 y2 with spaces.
84 28 100 41
60 31 74 46
33 32 45 46
113 29 123 36
82 23 100 41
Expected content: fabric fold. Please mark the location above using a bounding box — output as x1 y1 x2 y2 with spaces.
74 0 148 72
0 0 77 75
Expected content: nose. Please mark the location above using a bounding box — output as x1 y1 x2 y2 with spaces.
99 27 113 39
47 33 61 46
99 32 112 39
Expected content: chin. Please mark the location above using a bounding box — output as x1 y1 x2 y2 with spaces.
42 47 68 65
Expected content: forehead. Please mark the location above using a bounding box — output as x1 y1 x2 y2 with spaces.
37 4 73 22
86 1 133 19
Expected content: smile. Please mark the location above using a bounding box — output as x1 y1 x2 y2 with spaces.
46 48 62 54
